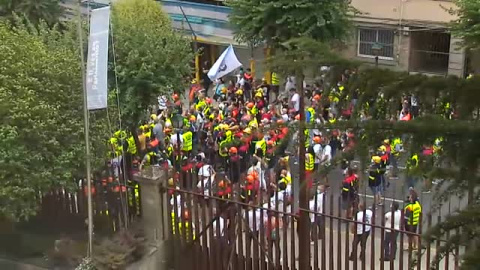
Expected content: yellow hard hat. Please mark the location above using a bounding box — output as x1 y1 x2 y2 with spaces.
383 139 390 144
372 156 382 163
378 145 386 152
235 89 243 96
150 114 157 121
244 127 252 134
255 92 263 98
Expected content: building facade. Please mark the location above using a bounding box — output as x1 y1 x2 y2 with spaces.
161 0 465 77
344 0 464 76
63 0 467 78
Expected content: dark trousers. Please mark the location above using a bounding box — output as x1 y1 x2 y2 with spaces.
350 231 370 259
383 231 398 259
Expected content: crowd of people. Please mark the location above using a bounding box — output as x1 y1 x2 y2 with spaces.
106 66 442 262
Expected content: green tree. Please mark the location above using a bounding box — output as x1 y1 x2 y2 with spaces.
227 0 354 46
450 0 480 50
315 65 480 268
227 2 354 268
0 20 109 221
110 0 193 133
0 0 63 25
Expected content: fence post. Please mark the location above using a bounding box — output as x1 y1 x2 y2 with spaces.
133 166 170 270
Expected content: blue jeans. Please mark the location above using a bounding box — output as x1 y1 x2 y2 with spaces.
406 176 418 190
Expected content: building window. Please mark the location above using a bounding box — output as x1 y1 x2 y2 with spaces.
409 31 450 75
357 28 395 60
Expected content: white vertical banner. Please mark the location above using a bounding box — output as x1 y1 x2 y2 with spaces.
86 7 110 110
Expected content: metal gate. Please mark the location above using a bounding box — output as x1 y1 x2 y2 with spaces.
159 170 462 270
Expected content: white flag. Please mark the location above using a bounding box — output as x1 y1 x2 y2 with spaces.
208 45 242 81
86 7 110 110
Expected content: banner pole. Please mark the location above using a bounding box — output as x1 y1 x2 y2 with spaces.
77 0 94 257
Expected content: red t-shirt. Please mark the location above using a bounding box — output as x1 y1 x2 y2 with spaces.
182 163 194 172
344 174 358 184
238 144 249 153
261 112 272 121
256 100 265 110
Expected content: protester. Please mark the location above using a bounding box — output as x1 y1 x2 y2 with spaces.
349 201 373 261
382 202 401 261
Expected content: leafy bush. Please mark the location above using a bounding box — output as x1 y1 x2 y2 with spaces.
76 257 97 270
92 228 146 270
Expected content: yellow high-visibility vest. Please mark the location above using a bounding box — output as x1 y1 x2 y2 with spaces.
255 139 267 156
182 131 193 152
305 129 310 148
305 153 314 171
127 136 137 155
307 107 315 124
271 72 279 85
405 201 422 225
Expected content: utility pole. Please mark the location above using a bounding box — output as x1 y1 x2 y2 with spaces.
77 0 94 256
179 5 200 83
297 71 310 269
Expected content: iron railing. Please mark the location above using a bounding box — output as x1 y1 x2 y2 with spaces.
160 167 463 270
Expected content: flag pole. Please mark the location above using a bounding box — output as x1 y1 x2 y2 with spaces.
77 0 94 256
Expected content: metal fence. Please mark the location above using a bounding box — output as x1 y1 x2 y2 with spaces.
32 175 141 235
161 169 463 270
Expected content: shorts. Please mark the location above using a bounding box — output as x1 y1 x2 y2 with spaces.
405 224 418 233
341 194 357 210
370 185 384 195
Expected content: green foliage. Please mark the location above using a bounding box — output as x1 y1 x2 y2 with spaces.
314 65 480 268
93 228 146 269
0 0 63 25
0 20 109 221
449 0 480 49
268 37 358 78
227 0 354 46
111 0 193 129
76 258 97 270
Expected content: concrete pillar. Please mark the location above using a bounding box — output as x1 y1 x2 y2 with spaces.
132 166 171 270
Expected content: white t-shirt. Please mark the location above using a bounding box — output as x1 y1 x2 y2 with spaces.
198 164 214 177
170 134 183 148
196 174 213 196
245 208 266 232
384 210 402 232
110 156 122 178
212 216 225 237
247 166 266 190
285 76 296 92
309 192 324 222
270 184 292 205
321 144 332 165
170 195 182 217
158 96 168 110
411 96 418 107
355 209 373 234
313 144 323 164
237 76 245 87
291 93 300 112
